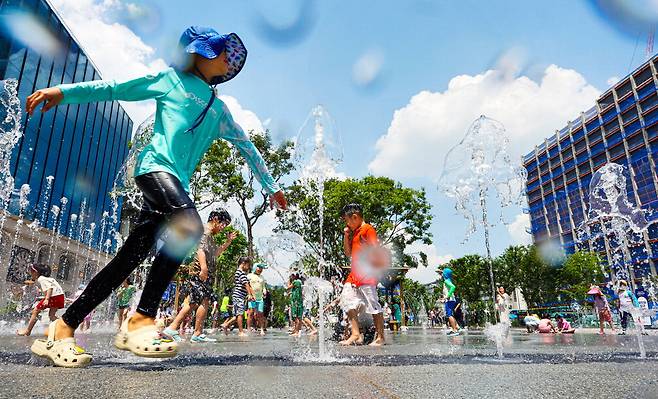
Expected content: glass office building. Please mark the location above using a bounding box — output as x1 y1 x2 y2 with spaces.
0 0 132 246
523 55 658 282
0 0 131 289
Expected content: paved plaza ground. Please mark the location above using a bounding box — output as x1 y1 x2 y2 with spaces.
1 326 657 398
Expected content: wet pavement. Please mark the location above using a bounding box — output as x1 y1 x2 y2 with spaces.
1 325 658 398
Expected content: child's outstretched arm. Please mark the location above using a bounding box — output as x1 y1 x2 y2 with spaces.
219 108 287 209
26 69 179 116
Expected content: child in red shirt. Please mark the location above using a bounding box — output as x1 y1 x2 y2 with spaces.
339 203 386 346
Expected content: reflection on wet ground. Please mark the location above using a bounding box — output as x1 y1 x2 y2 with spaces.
2 326 657 367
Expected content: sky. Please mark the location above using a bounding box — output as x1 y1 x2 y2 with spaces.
40 0 650 284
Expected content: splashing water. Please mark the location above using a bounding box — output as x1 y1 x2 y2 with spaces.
0 80 23 247
578 163 653 282
438 116 527 318
294 105 343 278
578 163 656 359
112 114 155 210
418 300 429 329
292 106 344 360
303 276 337 361
484 321 509 359
257 232 310 283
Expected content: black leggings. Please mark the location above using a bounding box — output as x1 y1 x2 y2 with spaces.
62 172 203 329
620 311 631 330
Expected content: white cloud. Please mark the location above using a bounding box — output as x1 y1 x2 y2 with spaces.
368 65 600 179
607 76 620 86
219 95 265 134
507 213 532 245
51 0 167 125
404 242 454 284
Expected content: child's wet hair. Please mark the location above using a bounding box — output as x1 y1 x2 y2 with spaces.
30 263 51 278
208 208 231 224
238 256 253 267
341 203 363 218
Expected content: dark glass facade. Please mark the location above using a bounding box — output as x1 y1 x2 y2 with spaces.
524 55 658 282
0 0 131 248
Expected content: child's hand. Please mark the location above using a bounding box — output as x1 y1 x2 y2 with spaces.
42 298 49 306
344 227 350 236
227 231 239 241
26 87 63 116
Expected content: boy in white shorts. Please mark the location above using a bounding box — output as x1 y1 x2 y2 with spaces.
339 204 386 346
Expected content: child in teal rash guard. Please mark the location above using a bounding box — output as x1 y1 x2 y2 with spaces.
24 26 287 368
439 267 460 336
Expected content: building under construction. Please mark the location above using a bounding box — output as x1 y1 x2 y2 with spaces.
524 55 658 283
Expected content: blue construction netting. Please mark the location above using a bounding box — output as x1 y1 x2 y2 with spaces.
601 108 618 124
584 106 598 120
606 133 623 148
625 120 643 137
641 93 658 111
638 82 656 100
576 152 590 165
619 95 636 112
586 118 601 132
644 107 658 126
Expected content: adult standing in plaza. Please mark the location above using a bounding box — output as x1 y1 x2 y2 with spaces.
247 263 268 336
25 26 287 367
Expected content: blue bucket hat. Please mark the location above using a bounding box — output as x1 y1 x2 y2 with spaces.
176 26 248 85
175 27 247 133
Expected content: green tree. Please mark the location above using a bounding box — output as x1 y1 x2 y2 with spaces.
401 277 430 322
506 245 560 308
278 176 433 277
268 286 288 328
447 255 489 304
492 245 528 293
558 251 603 302
190 131 295 257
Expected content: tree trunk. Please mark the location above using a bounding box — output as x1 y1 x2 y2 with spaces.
247 225 254 258
238 200 255 258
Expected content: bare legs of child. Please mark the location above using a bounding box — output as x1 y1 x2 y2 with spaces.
17 307 57 336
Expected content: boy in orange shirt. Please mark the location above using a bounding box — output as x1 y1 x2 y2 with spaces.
339 204 386 346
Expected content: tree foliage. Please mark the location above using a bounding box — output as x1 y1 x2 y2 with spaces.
401 277 430 318
190 131 295 257
558 251 604 302
268 286 288 328
444 245 606 323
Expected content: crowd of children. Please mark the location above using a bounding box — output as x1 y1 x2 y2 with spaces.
16 22 655 370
